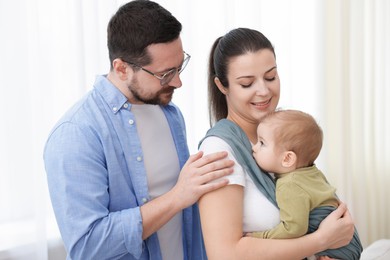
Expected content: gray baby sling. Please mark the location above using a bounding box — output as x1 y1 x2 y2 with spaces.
199 119 362 260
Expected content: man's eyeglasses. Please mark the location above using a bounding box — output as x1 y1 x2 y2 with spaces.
123 52 191 86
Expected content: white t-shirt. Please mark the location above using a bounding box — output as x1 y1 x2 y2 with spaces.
199 136 280 232
132 104 183 260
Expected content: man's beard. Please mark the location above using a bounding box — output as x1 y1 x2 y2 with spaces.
128 77 175 105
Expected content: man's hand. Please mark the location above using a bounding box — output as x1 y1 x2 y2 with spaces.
172 151 234 209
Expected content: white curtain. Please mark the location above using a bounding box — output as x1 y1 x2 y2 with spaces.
323 0 390 247
0 0 388 259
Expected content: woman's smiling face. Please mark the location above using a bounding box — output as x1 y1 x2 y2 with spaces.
223 49 280 125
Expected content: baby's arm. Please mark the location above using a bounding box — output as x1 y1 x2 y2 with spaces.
250 181 311 239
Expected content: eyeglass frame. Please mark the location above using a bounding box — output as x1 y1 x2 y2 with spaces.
122 51 191 86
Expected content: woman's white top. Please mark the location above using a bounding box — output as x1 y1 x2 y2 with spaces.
199 136 280 232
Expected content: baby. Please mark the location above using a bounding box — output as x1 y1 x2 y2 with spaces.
250 109 362 259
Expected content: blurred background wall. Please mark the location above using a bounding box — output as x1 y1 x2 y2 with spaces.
0 0 388 259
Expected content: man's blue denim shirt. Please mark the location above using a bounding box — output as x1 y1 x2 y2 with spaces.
44 75 206 260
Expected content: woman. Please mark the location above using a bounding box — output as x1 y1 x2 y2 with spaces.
198 28 355 260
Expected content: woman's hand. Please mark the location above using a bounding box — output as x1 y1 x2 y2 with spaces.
316 202 354 250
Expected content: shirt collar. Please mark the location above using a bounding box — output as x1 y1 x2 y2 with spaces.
94 75 129 114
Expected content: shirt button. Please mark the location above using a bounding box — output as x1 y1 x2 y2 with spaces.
123 103 129 109
128 119 134 125
112 106 118 112
136 156 142 162
142 198 148 203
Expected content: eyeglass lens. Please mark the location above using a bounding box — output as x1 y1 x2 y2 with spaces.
161 70 176 86
160 53 190 85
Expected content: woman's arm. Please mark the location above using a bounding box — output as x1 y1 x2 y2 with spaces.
198 185 354 260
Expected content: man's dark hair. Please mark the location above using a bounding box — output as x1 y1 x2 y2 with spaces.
107 0 182 69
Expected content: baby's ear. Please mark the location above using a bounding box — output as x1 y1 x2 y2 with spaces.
281 151 297 168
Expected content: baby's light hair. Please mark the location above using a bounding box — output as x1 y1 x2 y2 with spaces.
259 109 323 168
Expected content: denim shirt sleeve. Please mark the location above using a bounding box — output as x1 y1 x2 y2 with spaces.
44 120 144 259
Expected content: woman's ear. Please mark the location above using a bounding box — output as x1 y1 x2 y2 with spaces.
281 151 297 168
112 58 131 81
214 77 228 95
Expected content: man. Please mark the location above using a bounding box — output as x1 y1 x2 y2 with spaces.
43 1 233 259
